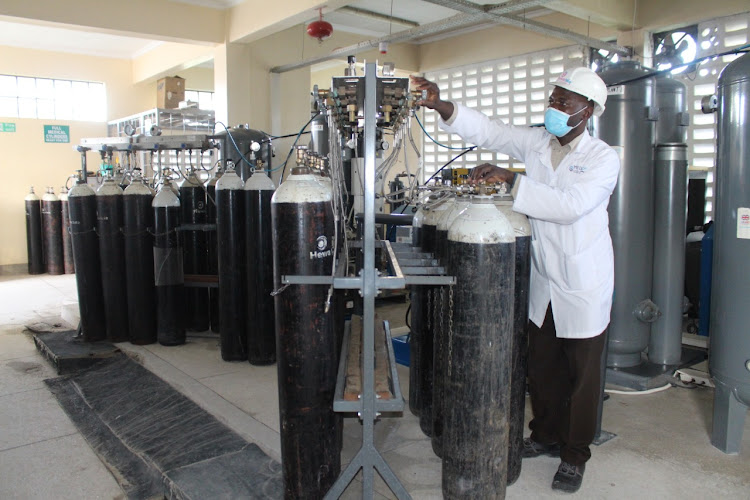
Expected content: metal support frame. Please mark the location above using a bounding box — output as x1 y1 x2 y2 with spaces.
281 240 453 288
271 0 627 74
421 0 630 54
323 62 411 500
78 135 216 153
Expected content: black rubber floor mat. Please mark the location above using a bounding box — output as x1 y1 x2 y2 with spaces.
34 330 120 375
45 354 282 499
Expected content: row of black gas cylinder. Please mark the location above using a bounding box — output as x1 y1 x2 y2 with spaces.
410 193 531 499
64 167 276 365
25 186 75 275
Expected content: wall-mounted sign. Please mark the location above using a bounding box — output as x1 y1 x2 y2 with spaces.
1 122 16 132
44 124 70 143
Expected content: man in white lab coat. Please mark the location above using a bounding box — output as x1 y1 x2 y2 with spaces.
412 68 619 493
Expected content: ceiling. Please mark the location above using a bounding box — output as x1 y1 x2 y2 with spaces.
0 1 581 62
0 19 163 59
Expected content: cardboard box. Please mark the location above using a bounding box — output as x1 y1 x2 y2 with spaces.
156 76 185 109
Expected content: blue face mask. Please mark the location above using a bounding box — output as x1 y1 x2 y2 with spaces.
544 106 586 137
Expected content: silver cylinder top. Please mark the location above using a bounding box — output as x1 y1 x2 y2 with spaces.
655 143 688 162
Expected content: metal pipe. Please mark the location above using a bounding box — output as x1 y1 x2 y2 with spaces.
422 0 630 54
273 1 625 74
271 12 487 73
338 6 419 28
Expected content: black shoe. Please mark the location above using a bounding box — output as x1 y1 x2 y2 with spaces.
552 461 585 493
522 437 560 458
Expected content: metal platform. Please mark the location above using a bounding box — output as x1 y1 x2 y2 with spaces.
606 346 708 390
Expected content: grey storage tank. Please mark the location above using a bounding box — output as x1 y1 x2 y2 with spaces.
655 74 689 144
709 51 750 454
594 61 658 368
649 75 690 366
649 144 689 365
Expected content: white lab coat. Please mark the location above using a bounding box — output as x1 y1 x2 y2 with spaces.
440 103 620 338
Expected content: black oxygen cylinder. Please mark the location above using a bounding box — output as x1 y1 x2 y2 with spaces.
216 167 247 361
409 205 425 417
96 178 129 342
68 181 106 341
431 199 456 457
123 178 157 345
206 171 222 333
60 187 75 274
245 172 276 365
25 187 44 275
41 188 64 275
443 197 515 499
433 198 470 457
418 201 451 439
180 171 209 332
272 165 340 499
153 180 186 346
495 194 532 486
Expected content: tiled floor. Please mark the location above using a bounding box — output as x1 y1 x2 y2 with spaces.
1 272 750 499
0 275 122 499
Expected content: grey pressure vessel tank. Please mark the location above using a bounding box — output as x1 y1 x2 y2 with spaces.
433 197 470 458
310 108 329 158
25 187 44 275
206 170 222 333
655 75 689 145
494 193 531 485
68 178 106 341
245 172 276 365
179 170 209 332
409 204 425 417
42 187 64 275
272 165 340 499
153 179 186 346
443 195 515 499
123 175 157 345
59 186 75 274
594 61 658 368
216 127 271 182
419 200 452 439
96 178 129 342
649 144 689 365
216 166 247 361
709 51 750 454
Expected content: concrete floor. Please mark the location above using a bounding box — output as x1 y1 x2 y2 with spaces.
1 272 749 499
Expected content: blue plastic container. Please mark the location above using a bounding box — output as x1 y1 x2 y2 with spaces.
391 335 410 366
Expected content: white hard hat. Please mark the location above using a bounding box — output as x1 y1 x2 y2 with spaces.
552 67 607 117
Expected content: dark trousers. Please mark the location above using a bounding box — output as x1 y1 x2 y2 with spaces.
527 305 606 466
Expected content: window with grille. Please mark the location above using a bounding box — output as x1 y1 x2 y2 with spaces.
422 46 587 178
184 90 214 111
684 12 749 220
0 75 106 122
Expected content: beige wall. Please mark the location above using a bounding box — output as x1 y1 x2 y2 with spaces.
0 119 105 266
637 0 750 32
0 46 155 266
180 66 214 92
131 42 214 84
